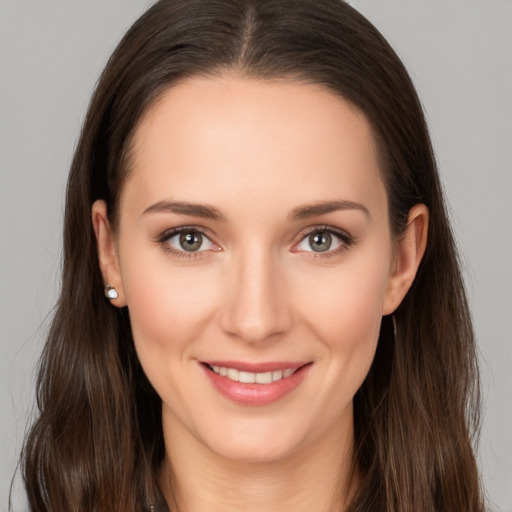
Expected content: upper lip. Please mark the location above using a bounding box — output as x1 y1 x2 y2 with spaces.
201 360 311 373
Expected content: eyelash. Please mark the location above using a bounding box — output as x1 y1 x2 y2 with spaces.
294 225 356 259
157 225 356 260
157 226 214 260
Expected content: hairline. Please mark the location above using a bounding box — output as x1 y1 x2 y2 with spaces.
110 68 393 234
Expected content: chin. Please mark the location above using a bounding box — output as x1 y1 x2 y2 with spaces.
198 418 316 465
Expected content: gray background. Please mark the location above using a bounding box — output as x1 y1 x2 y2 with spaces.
1 1 511 510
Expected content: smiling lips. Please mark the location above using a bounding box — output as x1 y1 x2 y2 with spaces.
201 361 312 406
210 364 296 383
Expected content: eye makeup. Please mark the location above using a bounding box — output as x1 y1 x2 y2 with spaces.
156 223 356 261
157 226 219 260
291 224 356 259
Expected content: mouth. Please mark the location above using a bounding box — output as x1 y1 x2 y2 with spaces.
205 364 297 384
200 361 312 406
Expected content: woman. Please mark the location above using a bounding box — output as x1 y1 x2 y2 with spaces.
20 1 484 511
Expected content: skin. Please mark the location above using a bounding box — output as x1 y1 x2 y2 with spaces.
93 76 428 512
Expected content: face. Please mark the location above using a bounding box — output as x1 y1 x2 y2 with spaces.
94 76 425 464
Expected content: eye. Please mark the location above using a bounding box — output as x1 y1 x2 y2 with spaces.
294 228 353 254
161 228 215 253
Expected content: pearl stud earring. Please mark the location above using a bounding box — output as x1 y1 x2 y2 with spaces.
104 285 119 300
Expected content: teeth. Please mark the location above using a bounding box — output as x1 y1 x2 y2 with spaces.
210 366 296 383
239 371 255 383
272 370 283 381
255 371 273 384
226 368 239 381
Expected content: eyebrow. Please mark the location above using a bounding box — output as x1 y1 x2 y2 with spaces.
289 200 370 220
143 199 369 222
143 200 227 221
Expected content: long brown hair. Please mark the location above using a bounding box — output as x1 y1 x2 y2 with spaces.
21 1 484 511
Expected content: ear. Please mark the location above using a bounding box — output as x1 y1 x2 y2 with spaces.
382 204 429 315
91 200 126 307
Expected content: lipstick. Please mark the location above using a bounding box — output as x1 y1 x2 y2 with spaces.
200 360 312 406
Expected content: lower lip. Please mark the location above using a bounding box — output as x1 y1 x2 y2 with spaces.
201 363 312 406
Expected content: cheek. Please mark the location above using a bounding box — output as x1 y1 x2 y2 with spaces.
294 253 390 387
298 256 389 337
119 248 218 361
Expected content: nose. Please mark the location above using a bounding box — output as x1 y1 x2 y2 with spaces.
219 247 293 344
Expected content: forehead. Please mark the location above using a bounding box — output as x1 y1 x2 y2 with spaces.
122 75 386 218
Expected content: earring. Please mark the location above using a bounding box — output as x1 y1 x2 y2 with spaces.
391 314 398 341
104 284 119 300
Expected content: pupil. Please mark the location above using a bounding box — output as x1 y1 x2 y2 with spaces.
310 232 331 252
180 231 202 251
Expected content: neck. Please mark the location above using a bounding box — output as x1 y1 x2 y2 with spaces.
158 409 356 512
